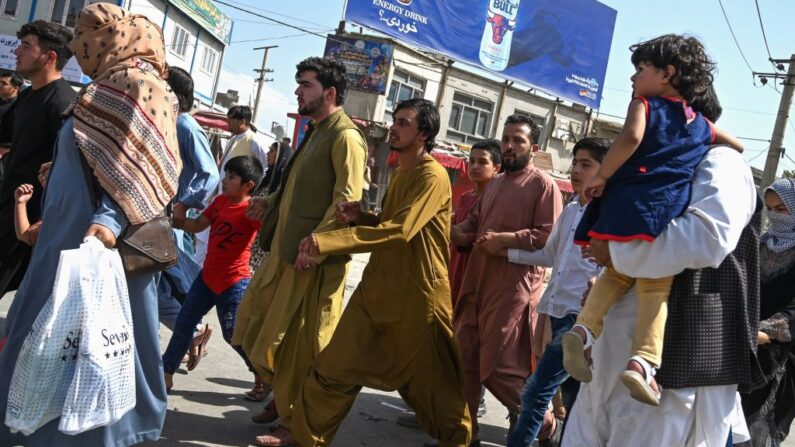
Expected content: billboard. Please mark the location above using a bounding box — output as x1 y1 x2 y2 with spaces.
344 0 616 108
324 35 394 94
170 0 233 44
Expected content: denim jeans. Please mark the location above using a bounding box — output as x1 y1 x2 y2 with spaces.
507 314 578 447
162 273 254 374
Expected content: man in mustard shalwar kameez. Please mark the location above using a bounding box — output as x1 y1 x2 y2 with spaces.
291 99 472 447
231 57 366 447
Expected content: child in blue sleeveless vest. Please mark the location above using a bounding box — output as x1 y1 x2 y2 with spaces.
562 34 743 406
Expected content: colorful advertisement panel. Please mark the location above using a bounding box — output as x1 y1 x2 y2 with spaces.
324 35 394 94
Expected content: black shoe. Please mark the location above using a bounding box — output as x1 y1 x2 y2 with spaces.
477 397 487 417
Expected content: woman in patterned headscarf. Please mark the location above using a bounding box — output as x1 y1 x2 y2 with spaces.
741 178 795 447
0 3 179 446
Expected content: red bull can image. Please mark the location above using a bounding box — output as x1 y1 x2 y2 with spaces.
479 0 520 71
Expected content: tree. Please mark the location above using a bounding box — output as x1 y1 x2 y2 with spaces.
784 169 795 179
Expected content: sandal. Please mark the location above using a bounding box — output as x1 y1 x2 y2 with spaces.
186 324 212 371
245 383 272 402
562 324 595 383
620 355 661 406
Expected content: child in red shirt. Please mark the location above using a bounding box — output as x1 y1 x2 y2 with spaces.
163 156 263 391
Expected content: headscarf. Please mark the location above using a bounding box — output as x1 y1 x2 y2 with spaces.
257 142 293 196
69 3 180 225
762 178 795 253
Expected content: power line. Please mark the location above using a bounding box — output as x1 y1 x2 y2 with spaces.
747 147 769 164
717 0 755 75
222 0 334 30
754 0 780 71
230 31 332 44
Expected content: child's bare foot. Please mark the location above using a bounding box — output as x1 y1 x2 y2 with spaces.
562 324 594 383
620 356 660 406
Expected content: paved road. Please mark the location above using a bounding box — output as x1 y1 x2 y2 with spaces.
2 253 793 446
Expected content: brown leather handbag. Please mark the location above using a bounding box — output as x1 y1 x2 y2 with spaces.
79 153 177 278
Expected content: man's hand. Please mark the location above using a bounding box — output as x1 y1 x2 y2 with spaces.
293 253 318 272
246 197 267 221
336 201 361 224
583 174 607 201
582 239 612 267
451 225 468 247
85 223 117 248
15 184 34 204
757 331 771 345
298 234 320 258
475 231 507 256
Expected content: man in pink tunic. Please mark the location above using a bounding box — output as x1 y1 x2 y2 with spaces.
452 114 562 444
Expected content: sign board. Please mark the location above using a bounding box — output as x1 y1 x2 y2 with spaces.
0 34 90 84
344 0 616 108
324 35 394 94
169 0 233 44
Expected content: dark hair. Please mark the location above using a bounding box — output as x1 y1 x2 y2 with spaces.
470 138 502 166
224 155 263 191
282 137 291 144
630 34 715 103
504 114 541 144
0 70 23 88
17 21 73 71
690 84 722 123
167 66 194 113
295 57 348 106
227 105 252 124
572 137 610 163
393 98 440 153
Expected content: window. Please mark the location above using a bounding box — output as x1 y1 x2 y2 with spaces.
1 0 19 18
446 92 493 144
50 0 89 27
170 25 190 58
385 70 425 111
200 47 217 74
513 109 546 139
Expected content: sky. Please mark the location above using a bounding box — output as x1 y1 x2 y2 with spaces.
213 0 795 175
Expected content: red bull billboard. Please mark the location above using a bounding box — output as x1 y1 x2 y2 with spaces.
344 0 617 108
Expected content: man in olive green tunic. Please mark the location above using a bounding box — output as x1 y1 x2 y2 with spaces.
291 99 472 447
231 57 366 447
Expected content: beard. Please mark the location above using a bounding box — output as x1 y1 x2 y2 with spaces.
501 151 531 172
298 96 324 116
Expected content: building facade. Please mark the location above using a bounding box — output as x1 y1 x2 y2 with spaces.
0 0 230 109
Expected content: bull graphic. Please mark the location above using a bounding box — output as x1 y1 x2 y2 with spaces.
487 10 516 44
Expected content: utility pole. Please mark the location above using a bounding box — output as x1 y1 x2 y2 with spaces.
759 55 795 189
252 45 278 125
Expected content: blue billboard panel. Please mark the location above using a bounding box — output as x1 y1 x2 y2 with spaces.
345 0 617 108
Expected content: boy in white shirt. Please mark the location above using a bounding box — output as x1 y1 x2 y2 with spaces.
503 138 607 447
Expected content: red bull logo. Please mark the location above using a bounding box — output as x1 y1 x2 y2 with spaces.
487 11 516 44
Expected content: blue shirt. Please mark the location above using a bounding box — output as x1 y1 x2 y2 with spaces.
175 113 218 210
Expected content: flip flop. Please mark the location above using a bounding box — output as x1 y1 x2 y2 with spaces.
620 355 661 406
187 324 212 371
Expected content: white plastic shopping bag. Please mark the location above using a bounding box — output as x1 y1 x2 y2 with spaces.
59 237 136 434
5 237 135 436
6 239 93 434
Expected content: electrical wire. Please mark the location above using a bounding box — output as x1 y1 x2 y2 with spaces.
754 0 780 71
717 0 755 75
222 0 333 30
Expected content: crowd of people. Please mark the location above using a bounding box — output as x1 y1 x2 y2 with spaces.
0 3 792 447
